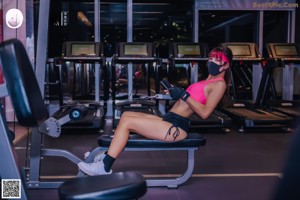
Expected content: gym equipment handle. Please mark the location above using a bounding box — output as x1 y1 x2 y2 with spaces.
160 79 172 90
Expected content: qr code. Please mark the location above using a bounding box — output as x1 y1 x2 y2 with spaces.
1 179 21 199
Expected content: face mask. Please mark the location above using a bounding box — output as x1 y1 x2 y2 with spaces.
207 61 225 76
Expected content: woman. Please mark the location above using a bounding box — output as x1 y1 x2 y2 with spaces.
78 44 233 175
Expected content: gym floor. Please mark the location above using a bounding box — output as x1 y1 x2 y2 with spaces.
10 119 296 200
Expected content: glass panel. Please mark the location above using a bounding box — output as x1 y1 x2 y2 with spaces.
263 11 288 56
199 11 258 49
101 0 127 56
48 0 128 57
133 0 193 58
263 11 289 99
48 1 95 57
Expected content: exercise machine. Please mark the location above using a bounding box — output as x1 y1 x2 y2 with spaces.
266 43 300 101
221 43 293 132
50 41 108 130
0 39 147 200
261 43 300 121
111 42 162 128
169 42 209 83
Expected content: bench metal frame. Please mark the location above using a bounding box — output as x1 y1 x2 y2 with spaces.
83 145 199 189
25 134 200 189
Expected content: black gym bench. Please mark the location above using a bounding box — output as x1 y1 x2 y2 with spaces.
43 107 207 188
41 112 207 189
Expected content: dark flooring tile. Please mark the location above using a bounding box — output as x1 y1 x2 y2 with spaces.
27 176 280 200
174 176 279 200
27 189 59 200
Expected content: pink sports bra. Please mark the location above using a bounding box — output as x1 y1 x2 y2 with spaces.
186 77 224 105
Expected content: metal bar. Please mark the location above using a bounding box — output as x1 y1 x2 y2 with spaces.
290 10 295 43
94 0 101 102
193 0 199 43
287 11 291 43
35 0 50 97
128 63 133 100
94 0 100 42
127 0 132 42
83 146 197 188
126 0 133 100
146 150 195 188
28 0 50 185
27 181 62 189
27 143 199 189
42 149 82 164
28 128 43 183
95 63 101 101
0 107 28 199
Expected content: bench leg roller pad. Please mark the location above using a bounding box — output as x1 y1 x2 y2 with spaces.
59 172 147 200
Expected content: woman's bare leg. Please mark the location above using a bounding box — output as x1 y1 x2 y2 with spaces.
78 111 187 175
107 111 187 158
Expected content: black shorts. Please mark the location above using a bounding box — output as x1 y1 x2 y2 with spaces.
162 111 190 133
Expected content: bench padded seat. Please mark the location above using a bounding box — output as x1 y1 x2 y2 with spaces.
98 132 206 148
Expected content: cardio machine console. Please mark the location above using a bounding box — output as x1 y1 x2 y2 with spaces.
170 42 209 61
222 42 262 61
62 41 103 60
115 42 156 62
266 43 300 62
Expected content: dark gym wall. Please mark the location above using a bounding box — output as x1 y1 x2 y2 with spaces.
296 1 300 43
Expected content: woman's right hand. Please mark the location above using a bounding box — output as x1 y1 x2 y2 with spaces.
168 86 185 100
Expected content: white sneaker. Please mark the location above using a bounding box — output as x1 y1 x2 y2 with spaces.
83 151 105 162
78 161 112 176
93 152 105 162
83 151 90 159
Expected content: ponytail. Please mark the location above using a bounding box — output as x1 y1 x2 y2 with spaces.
218 67 232 108
214 44 233 108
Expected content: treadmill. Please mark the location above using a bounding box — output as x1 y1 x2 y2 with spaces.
50 41 107 130
112 42 162 128
261 43 300 120
168 42 232 131
220 43 293 132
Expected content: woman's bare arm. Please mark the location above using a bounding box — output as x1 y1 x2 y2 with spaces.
184 81 226 119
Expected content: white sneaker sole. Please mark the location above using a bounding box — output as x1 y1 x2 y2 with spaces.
78 162 97 176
